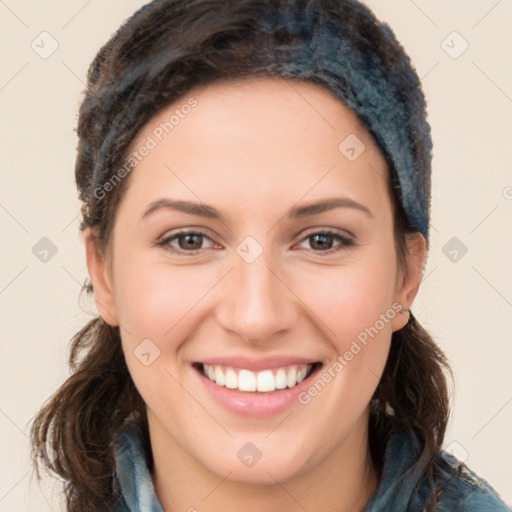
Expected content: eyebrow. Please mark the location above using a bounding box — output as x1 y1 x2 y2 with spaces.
140 196 374 222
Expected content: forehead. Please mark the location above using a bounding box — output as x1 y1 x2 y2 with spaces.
120 76 391 218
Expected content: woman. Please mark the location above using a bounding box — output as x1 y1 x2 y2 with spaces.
30 1 510 511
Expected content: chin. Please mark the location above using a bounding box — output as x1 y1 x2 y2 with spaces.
207 452 313 486
188 431 322 486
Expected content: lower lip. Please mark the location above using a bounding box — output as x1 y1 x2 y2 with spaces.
194 364 321 417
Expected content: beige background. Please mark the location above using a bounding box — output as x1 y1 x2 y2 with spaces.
1 0 511 510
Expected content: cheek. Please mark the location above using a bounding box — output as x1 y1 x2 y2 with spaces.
113 252 213 341
114 260 214 420
294 271 394 436
290 249 397 405
293 251 397 347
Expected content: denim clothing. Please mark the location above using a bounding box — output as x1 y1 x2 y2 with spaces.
112 421 511 511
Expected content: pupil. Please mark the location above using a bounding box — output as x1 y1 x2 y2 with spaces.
311 234 332 250
181 234 202 250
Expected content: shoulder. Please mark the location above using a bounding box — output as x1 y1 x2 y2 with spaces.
367 427 511 512
433 453 511 512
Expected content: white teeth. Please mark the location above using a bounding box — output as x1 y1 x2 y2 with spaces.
238 369 256 392
257 370 275 392
297 368 307 383
201 363 314 393
275 368 287 389
214 366 225 386
286 367 297 388
225 369 238 389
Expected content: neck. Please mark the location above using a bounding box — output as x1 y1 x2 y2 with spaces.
150 411 380 512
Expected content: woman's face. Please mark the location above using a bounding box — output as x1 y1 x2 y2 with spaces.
85 77 424 484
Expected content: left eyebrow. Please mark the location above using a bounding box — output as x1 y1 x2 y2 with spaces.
287 197 374 219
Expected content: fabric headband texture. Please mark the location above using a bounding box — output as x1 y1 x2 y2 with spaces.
254 2 433 242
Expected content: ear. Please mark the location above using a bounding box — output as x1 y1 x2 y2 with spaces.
391 232 427 332
83 227 119 326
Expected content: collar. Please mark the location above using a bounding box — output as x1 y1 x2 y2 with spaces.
112 421 163 512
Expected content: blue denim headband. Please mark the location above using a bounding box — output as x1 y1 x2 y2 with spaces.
254 2 433 242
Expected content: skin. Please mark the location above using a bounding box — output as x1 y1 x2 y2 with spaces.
84 76 426 512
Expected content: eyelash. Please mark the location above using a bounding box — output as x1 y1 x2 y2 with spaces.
156 228 355 256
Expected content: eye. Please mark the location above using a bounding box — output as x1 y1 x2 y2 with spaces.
156 228 355 256
296 229 355 254
157 230 216 255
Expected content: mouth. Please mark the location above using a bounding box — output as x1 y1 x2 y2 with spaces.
192 362 322 394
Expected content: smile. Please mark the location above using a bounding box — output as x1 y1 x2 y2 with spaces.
192 358 323 416
200 363 314 392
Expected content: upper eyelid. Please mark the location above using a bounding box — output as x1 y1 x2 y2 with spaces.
299 227 354 240
159 229 217 247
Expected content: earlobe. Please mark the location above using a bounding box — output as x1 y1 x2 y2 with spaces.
391 232 427 332
82 227 119 327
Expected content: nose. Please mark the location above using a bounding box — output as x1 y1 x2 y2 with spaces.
216 249 298 345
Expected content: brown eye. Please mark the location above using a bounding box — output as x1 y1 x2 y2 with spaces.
297 230 355 254
158 231 216 255
309 233 335 250
176 233 204 250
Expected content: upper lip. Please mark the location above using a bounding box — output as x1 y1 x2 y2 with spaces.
195 356 321 372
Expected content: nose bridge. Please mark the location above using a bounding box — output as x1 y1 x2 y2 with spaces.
217 244 296 344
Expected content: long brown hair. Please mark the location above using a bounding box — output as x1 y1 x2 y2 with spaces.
29 1 453 510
